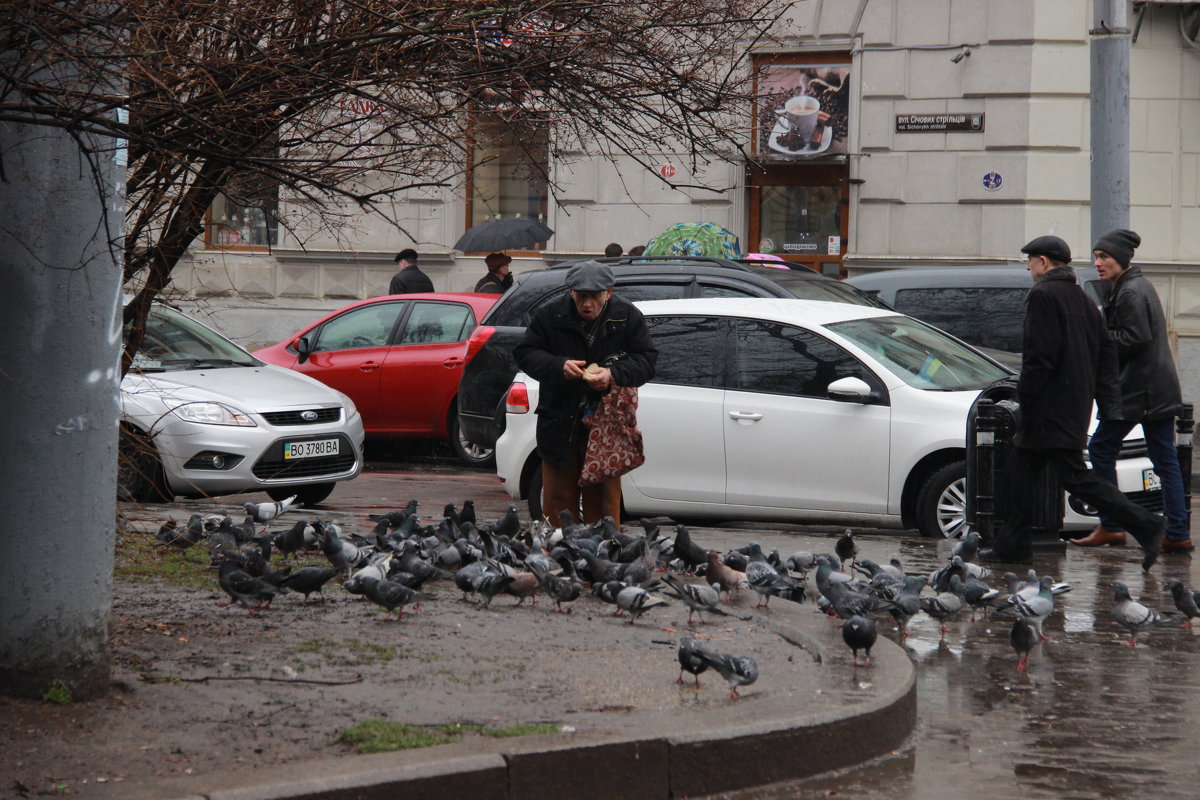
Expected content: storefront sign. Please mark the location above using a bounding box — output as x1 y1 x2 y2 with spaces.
755 62 851 160
895 113 985 133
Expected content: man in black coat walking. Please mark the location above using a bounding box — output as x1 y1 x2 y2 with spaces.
388 248 434 295
981 235 1165 570
514 261 657 524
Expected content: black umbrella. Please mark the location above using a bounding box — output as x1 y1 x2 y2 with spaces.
453 218 554 252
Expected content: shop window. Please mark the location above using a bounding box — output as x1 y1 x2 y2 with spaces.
205 177 279 250
466 117 549 249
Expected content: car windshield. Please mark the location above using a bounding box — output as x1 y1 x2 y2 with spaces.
128 305 260 371
828 315 1009 391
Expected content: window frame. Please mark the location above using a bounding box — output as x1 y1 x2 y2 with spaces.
463 113 550 256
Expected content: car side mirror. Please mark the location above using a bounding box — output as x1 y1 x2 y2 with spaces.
296 336 312 364
826 376 876 404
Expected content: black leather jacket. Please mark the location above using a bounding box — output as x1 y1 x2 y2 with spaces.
1103 264 1182 421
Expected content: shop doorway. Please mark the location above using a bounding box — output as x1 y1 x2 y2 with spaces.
747 162 848 276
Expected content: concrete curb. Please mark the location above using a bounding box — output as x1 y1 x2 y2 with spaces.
103 630 916 800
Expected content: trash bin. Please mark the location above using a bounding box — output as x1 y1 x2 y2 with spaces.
965 377 1064 546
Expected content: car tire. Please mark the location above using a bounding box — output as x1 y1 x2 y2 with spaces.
449 411 495 467
268 482 335 507
527 463 544 522
916 461 969 539
118 427 172 503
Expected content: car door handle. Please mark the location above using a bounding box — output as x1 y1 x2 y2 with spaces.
442 357 464 368
358 361 381 372
728 411 763 422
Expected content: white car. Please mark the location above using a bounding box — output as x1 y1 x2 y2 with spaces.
120 302 365 506
495 297 1159 538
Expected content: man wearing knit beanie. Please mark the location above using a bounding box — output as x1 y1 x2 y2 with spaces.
1072 229 1192 552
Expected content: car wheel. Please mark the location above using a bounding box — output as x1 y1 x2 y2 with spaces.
527 463 544 521
449 412 495 467
916 461 969 539
118 427 172 503
267 482 335 507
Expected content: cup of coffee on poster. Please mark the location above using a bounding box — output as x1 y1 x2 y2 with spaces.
777 95 820 140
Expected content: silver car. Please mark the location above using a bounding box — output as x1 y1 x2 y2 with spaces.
119 303 365 505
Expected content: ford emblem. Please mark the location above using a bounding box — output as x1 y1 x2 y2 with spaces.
301 410 319 422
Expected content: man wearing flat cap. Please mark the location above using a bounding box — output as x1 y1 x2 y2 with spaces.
1072 229 1190 553
514 260 658 523
475 252 514 294
982 235 1166 570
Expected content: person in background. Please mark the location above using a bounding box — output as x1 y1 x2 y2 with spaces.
979 235 1165 570
1072 229 1191 553
474 252 513 294
604 242 623 257
388 248 434 295
513 261 657 524
628 245 645 256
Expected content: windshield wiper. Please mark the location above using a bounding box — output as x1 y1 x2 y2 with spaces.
158 357 255 369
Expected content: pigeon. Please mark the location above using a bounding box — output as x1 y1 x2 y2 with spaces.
671 524 709 574
614 584 670 624
474 572 517 609
842 615 877 667
953 530 983 562
825 580 896 620
155 514 205 550
784 550 817 576
1111 581 1163 647
454 560 491 601
996 575 1055 641
459 500 476 528
705 550 744 601
676 636 709 687
1166 579 1200 629
747 568 807 608
889 576 927 638
1010 617 1038 673
503 571 540 606
279 567 339 603
661 574 749 624
490 504 521 539
216 559 276 614
693 647 759 698
367 499 419 528
243 494 298 523
359 575 430 620
962 576 1001 621
919 575 965 635
835 529 858 569
528 563 582 613
929 556 967 594
274 519 316 558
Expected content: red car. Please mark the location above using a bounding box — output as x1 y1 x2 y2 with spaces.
254 293 499 465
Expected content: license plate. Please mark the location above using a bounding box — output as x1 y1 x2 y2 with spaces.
283 438 340 460
1143 468 1162 492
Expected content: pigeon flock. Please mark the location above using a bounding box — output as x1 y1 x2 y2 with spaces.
152 501 1194 696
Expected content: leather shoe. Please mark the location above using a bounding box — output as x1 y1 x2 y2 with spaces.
1067 525 1126 547
978 547 1033 565
1161 538 1195 554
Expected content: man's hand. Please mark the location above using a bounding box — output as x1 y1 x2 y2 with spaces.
563 359 587 380
583 365 612 391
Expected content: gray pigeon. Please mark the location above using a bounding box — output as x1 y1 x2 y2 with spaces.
155 514 205 550
279 567 339 603
1010 617 1038 673
995 575 1055 641
952 530 982 562
216 559 276 614
676 636 709 687
614 584 670 624
359 575 431 620
661 574 749 624
528 563 582 613
842 615 877 667
243 494 298 523
1166 579 1200 629
693 646 759 698
1111 581 1163 647
919 575 965 636
835 529 858 569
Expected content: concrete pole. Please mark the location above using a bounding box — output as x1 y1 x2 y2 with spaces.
0 115 125 698
1089 0 1131 244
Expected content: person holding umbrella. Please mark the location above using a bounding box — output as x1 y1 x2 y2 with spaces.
474 253 513 294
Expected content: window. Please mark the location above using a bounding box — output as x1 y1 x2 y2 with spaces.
734 319 874 398
312 302 406 353
466 116 549 249
400 302 473 345
892 288 1027 352
205 174 279 249
644 316 726 388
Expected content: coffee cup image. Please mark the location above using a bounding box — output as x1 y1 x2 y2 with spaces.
776 95 820 141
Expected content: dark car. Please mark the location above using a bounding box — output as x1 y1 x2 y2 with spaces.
846 266 1036 368
457 255 886 451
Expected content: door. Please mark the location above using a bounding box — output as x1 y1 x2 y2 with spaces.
378 300 476 433
747 162 848 276
722 318 892 513
297 301 408 429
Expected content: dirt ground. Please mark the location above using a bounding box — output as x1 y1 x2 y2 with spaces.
0 501 843 799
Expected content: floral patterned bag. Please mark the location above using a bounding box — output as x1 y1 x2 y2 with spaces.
578 386 644 486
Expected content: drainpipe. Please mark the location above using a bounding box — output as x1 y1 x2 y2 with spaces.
1090 0 1131 242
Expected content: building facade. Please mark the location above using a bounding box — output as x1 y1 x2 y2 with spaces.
172 0 1200 396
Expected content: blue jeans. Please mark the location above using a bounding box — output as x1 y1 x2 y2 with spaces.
1088 418 1189 541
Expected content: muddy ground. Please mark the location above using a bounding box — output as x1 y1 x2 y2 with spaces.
0 500 852 799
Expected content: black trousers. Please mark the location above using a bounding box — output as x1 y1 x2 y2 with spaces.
993 447 1163 558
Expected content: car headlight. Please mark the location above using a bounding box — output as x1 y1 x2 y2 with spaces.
170 401 257 427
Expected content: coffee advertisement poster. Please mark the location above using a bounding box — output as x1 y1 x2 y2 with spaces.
756 64 850 159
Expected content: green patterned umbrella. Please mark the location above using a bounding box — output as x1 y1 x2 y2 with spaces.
643 222 742 259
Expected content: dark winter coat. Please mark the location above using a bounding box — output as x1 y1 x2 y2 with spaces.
514 293 658 467
473 272 513 294
1016 267 1119 450
1102 265 1182 422
388 264 434 295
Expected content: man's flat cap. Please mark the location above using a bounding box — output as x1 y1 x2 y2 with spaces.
565 260 615 292
1020 235 1071 264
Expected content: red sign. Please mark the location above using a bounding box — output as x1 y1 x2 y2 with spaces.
659 164 676 179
